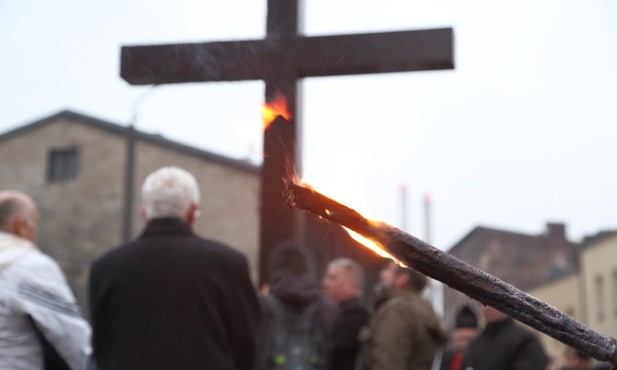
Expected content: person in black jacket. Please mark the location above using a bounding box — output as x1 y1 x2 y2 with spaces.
322 257 370 370
463 305 548 370
88 166 260 370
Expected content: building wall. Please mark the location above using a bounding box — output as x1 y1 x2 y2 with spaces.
581 234 617 338
0 117 126 311
528 274 582 366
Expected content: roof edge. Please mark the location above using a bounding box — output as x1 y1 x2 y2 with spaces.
447 225 547 254
0 109 260 174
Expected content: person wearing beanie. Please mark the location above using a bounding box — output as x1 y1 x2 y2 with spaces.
258 240 338 370
440 305 479 370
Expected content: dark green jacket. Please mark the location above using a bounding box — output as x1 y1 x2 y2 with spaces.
360 290 445 370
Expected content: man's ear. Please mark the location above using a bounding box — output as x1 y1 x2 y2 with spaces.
185 203 200 226
140 205 149 221
12 216 26 238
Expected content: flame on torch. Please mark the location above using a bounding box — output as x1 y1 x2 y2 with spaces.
344 227 395 258
300 178 406 267
262 93 291 130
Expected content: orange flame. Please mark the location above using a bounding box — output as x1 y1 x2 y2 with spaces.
344 227 392 259
300 178 406 267
262 93 291 130
344 226 407 268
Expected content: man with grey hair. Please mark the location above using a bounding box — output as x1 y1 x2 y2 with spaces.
0 190 91 370
89 166 260 370
322 257 370 370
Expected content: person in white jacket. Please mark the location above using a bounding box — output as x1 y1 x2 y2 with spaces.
0 190 91 370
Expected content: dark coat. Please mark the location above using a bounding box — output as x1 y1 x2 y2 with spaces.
330 297 370 370
463 317 548 370
89 218 260 370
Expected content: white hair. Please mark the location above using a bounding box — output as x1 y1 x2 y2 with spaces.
141 166 200 220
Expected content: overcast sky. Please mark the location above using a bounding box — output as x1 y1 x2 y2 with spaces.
2 0 616 250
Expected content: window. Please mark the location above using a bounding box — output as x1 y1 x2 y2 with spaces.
48 147 79 181
596 275 606 321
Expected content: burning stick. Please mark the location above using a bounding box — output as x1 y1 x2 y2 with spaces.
284 181 617 367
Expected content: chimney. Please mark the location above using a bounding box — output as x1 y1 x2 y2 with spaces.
424 193 433 244
544 223 576 272
545 223 566 241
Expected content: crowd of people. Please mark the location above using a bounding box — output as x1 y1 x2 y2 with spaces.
0 166 611 370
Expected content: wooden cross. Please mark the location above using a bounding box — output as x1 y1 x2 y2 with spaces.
120 0 454 284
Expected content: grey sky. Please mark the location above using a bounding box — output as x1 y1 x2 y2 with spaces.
1 0 616 250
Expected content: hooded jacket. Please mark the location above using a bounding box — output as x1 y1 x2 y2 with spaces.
259 271 339 370
258 240 339 370
268 270 338 321
0 231 91 370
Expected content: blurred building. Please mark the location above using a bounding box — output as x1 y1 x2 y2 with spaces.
527 270 582 365
527 231 617 367
443 222 578 325
580 231 617 337
0 110 260 316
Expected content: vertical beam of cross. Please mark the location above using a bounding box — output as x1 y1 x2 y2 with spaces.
260 0 301 286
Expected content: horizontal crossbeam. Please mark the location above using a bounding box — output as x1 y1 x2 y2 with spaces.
121 28 454 85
